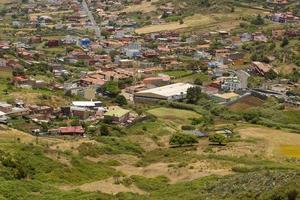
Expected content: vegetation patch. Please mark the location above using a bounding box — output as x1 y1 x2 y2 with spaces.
147 107 201 125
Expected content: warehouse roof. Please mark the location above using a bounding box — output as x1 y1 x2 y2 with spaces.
136 83 194 98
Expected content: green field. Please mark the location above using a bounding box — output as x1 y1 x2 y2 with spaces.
147 107 201 125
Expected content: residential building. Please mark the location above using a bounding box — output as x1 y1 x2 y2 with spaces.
104 106 130 123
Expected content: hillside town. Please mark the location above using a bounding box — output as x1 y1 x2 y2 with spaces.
1 0 300 137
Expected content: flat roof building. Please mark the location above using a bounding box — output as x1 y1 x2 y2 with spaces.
134 83 194 103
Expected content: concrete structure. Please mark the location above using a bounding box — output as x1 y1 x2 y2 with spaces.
134 83 194 103
72 101 102 109
221 70 250 91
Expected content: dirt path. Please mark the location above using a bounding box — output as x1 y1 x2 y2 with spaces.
86 154 139 165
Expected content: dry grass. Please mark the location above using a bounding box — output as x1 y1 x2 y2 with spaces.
276 64 297 75
0 0 14 4
135 7 270 34
122 0 159 13
60 177 146 195
135 22 187 34
237 126 300 158
128 135 159 152
8 91 70 108
0 125 60 144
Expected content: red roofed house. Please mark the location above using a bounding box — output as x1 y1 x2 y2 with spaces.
252 61 278 76
12 76 29 85
57 126 85 136
79 74 105 89
143 76 171 88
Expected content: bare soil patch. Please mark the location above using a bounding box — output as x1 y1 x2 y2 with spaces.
59 177 146 195
115 161 232 183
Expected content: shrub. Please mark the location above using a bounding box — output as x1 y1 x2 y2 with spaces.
100 125 110 136
209 134 227 145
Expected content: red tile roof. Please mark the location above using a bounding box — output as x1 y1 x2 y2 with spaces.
58 126 84 134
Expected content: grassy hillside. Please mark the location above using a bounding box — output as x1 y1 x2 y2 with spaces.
1 104 300 199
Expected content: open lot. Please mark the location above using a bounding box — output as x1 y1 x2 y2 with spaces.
122 0 159 13
237 126 300 158
135 7 270 34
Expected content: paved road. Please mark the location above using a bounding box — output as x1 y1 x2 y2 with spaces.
82 0 101 39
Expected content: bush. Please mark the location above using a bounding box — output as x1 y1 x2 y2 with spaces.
100 125 110 136
181 125 195 130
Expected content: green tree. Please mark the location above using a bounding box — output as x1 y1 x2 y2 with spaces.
115 95 127 106
281 37 289 47
209 134 227 145
288 69 300 83
265 70 278 80
169 133 198 147
103 81 121 97
186 87 202 104
251 14 264 25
